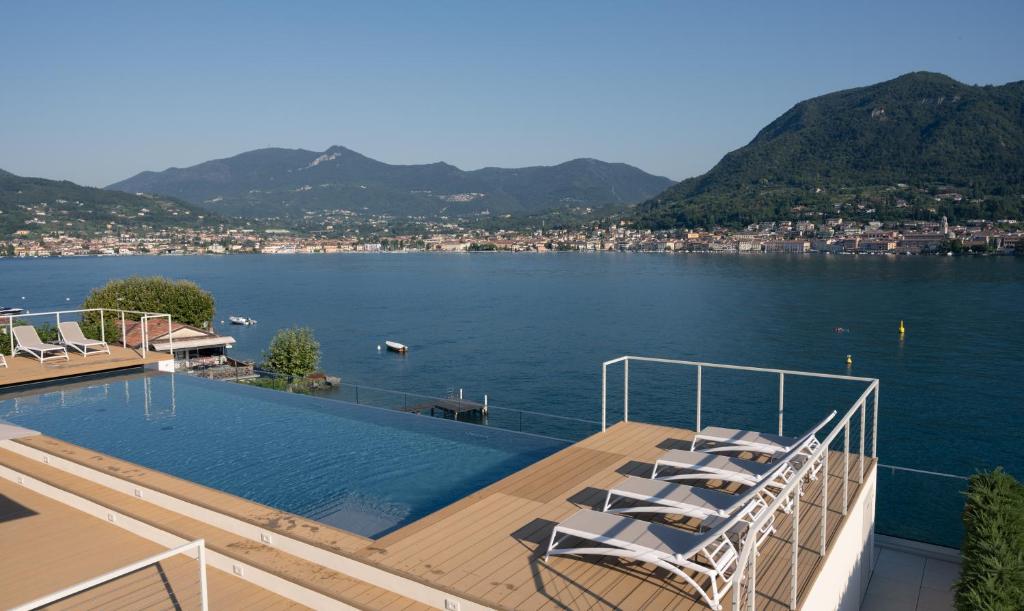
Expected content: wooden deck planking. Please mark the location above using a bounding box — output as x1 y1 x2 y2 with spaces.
0 478 305 610
0 345 171 388
0 448 432 611
358 421 872 610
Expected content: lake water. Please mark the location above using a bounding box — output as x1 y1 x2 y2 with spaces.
2 253 1021 547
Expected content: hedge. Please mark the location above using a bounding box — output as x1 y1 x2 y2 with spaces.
80 276 216 339
956 468 1024 610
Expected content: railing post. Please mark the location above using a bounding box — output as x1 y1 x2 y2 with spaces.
8 317 13 355
167 314 173 354
821 449 828 555
843 420 850 516
778 372 785 435
791 481 801 610
198 540 209 611
695 365 702 432
859 398 866 483
872 381 879 458
100 309 105 343
601 362 607 432
623 358 629 423
121 311 126 349
748 543 757 610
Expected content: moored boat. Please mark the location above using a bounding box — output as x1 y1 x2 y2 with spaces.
229 316 257 325
385 340 408 353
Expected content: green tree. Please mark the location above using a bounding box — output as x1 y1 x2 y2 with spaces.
80 276 215 342
262 327 320 377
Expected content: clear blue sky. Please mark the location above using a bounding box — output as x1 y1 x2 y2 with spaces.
1 0 1021 187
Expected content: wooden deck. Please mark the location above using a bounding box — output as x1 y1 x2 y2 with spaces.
354 421 873 610
0 444 431 610
0 345 171 388
3 420 871 610
0 478 305 610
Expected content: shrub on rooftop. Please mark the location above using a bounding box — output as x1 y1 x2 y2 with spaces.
955 468 1024 610
262 327 320 378
80 276 216 341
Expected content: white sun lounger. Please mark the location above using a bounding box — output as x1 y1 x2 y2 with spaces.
692 412 835 460
651 409 835 499
57 321 110 357
0 354 6 368
545 504 758 610
603 475 776 546
13 326 69 363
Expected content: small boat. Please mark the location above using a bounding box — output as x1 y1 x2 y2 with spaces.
385 340 408 353
229 316 257 325
0 306 25 315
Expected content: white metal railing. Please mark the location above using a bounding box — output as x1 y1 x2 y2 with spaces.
601 356 879 610
11 539 208 611
4 308 174 357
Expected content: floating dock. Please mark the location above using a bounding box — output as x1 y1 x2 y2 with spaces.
402 398 487 420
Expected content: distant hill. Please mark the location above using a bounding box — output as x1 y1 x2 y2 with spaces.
0 169 222 238
635 72 1024 228
108 146 673 218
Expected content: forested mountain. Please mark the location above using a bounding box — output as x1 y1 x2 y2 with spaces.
0 169 222 237
109 146 674 218
635 72 1024 228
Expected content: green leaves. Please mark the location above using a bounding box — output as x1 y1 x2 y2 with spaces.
262 327 320 378
81 276 215 330
955 468 1024 611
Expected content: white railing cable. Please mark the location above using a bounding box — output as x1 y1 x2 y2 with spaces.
600 355 879 611
11 539 208 611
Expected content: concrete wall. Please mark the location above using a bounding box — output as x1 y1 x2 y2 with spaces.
801 465 877 611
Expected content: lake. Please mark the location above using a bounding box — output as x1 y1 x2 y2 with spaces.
2 252 1021 547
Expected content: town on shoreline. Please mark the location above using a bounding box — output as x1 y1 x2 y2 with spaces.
4 214 1022 257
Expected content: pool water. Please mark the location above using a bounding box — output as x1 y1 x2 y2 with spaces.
0 372 567 537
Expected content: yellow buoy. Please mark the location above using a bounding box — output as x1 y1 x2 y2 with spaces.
846 354 853 366
898 320 905 334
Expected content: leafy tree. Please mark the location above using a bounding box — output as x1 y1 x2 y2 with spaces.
956 468 1024 610
262 327 320 377
80 276 215 341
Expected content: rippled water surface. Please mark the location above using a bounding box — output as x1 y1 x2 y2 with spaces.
2 253 1021 547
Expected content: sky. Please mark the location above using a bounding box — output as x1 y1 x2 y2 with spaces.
1 1 1022 187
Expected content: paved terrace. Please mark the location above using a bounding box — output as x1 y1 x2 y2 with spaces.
5 421 871 610
0 345 171 387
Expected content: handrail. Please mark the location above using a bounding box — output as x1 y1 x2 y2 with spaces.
11 539 208 611
601 355 879 610
729 378 878 610
5 307 174 357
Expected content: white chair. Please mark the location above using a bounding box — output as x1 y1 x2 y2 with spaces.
12 326 69 363
58 321 111 357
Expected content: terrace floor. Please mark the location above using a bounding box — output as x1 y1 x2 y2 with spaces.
355 420 873 610
0 478 305 610
0 345 171 387
2 419 871 610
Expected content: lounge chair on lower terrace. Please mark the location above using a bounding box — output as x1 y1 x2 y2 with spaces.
58 321 110 357
13 326 69 363
544 502 760 610
603 476 776 546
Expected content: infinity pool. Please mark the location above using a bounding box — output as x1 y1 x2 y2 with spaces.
0 372 567 537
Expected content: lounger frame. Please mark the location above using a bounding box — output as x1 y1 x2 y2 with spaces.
12 326 69 363
544 513 741 610
57 321 111 357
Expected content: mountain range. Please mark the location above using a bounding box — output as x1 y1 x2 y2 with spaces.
0 169 220 238
108 147 674 218
635 72 1024 228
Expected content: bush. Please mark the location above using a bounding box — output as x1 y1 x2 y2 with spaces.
81 276 216 337
262 327 320 378
956 468 1024 610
